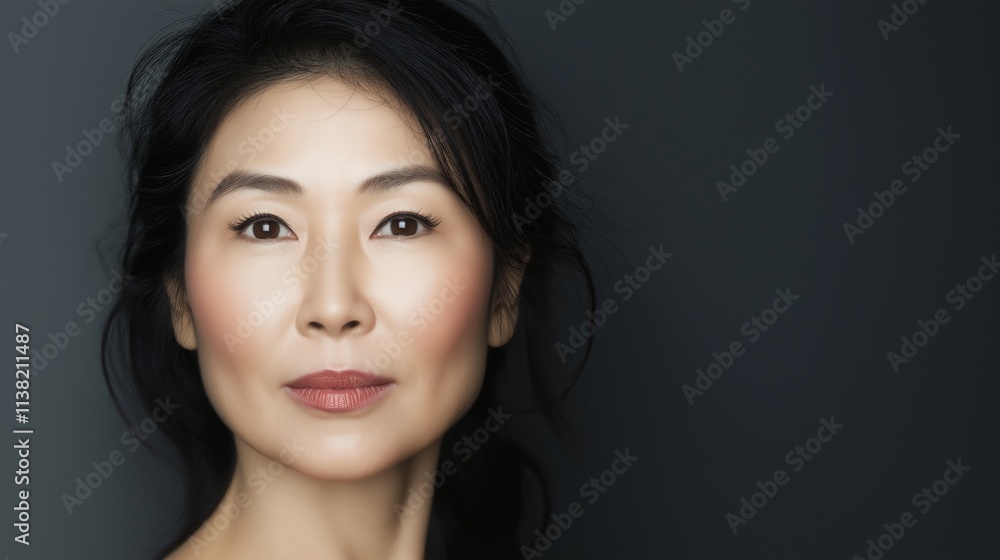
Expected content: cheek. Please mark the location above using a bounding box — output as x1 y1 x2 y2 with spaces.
424 277 489 352
184 240 295 369
382 252 495 409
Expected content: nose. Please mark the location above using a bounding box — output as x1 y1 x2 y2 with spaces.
295 235 375 338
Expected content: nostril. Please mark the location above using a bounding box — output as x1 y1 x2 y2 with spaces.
307 320 361 330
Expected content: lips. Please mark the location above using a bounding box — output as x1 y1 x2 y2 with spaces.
285 370 395 412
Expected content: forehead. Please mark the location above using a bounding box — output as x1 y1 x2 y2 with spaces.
191 77 436 201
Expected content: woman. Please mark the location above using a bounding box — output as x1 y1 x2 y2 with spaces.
102 0 596 558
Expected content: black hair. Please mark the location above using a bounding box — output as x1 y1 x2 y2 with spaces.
102 1 597 558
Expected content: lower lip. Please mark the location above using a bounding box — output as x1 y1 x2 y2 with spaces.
284 384 393 412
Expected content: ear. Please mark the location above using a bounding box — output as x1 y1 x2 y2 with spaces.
487 254 529 348
163 273 197 350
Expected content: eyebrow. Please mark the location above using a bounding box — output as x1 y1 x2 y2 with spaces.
204 165 449 208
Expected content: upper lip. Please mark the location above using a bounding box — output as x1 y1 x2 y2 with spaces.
286 370 394 389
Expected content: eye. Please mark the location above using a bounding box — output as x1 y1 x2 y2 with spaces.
227 212 295 241
373 212 442 238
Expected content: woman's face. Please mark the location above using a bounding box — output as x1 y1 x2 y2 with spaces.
168 77 519 479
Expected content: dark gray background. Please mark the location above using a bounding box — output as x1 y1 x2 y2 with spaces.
2 0 998 558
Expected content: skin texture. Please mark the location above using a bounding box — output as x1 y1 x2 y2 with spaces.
164 77 523 559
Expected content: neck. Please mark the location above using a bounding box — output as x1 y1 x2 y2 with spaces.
181 439 440 560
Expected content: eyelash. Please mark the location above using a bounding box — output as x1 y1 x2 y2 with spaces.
225 210 442 239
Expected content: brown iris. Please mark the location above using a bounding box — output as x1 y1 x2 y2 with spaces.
390 217 418 236
252 220 280 239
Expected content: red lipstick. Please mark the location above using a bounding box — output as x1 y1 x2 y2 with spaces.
285 370 394 412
